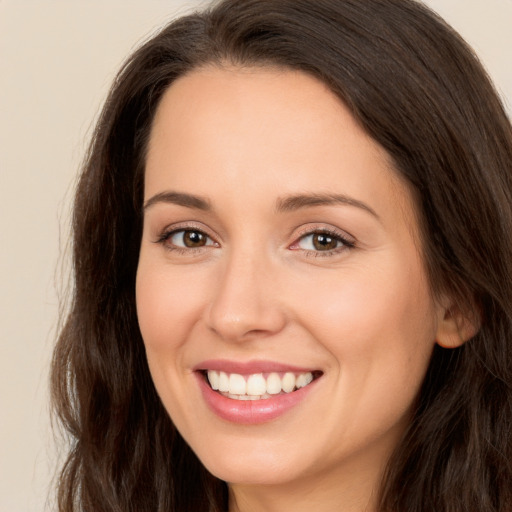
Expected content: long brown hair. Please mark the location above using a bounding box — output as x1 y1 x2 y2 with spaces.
51 1 512 510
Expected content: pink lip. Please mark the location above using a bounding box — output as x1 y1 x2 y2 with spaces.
193 359 316 375
194 361 321 425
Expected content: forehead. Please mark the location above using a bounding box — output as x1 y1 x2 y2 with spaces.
145 65 417 232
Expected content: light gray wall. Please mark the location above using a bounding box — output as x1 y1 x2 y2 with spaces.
0 1 510 511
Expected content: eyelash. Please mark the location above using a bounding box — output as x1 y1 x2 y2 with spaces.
154 226 355 257
290 228 355 257
154 226 218 255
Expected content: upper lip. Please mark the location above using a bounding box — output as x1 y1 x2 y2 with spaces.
193 359 319 375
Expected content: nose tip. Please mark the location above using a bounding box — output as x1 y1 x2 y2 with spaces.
207 305 285 342
205 259 287 342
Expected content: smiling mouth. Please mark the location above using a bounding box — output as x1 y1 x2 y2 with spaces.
202 370 322 401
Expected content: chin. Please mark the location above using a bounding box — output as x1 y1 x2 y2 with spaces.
190 437 308 486
205 459 301 487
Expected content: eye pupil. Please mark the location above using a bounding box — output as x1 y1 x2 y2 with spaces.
313 233 338 251
183 231 206 247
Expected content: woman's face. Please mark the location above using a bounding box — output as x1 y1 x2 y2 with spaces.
136 67 446 494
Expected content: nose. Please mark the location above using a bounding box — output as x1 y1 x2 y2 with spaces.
205 250 287 342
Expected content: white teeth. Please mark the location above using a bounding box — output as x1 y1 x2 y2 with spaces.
247 374 267 395
229 373 247 395
207 370 219 390
218 371 229 392
296 372 313 389
282 372 295 393
206 370 315 398
266 373 282 394
228 394 261 401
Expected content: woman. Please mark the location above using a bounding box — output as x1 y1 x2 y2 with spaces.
51 0 512 511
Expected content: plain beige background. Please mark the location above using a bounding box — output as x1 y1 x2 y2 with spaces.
0 1 510 511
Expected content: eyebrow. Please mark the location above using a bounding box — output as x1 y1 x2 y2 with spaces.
143 190 379 219
275 193 379 219
143 191 211 211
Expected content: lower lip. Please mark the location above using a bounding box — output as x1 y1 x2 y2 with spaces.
196 372 319 425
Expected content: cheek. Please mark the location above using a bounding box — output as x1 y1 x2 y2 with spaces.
135 262 207 423
295 256 437 380
135 262 208 353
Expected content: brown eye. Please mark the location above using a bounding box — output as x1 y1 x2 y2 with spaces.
312 233 338 251
183 230 207 247
292 230 354 255
166 229 214 249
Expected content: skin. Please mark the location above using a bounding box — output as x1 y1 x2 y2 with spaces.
136 66 460 512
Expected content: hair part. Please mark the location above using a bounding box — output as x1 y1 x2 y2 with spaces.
52 1 512 511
